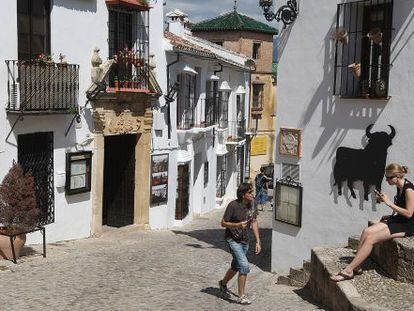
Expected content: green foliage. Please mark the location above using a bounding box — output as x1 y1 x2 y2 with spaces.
0 161 39 234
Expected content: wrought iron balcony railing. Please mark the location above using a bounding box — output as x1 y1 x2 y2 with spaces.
108 50 149 92
6 60 79 113
227 120 246 142
192 98 218 128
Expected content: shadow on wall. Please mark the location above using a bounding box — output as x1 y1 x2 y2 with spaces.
390 2 414 64
53 0 97 12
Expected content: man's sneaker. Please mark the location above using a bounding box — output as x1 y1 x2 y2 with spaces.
237 295 252 305
218 280 230 298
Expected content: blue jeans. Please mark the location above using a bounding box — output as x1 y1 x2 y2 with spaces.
226 238 250 275
256 190 268 204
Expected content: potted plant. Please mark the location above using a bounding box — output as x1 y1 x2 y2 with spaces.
0 161 39 260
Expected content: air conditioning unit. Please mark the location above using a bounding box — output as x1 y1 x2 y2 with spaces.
9 82 20 110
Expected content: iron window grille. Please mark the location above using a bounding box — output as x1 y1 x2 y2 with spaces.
334 0 393 99
281 163 300 182
18 132 54 226
237 146 245 186
218 91 229 129
252 84 264 109
66 151 92 195
108 7 149 90
204 80 219 127
177 73 196 130
216 155 227 198
17 0 51 61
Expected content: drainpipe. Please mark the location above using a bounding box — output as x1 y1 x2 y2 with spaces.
165 53 180 139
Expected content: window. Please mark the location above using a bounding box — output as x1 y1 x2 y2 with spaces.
66 152 92 195
17 0 51 60
252 42 261 59
177 73 197 129
205 80 219 126
252 84 264 108
108 8 149 89
218 91 229 128
204 162 209 188
334 0 393 98
275 178 303 227
18 132 54 225
216 155 227 198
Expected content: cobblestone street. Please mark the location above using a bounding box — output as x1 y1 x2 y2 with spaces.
0 207 322 310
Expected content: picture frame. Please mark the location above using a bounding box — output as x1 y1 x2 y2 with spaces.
279 127 302 157
275 177 303 227
151 153 169 206
66 151 92 195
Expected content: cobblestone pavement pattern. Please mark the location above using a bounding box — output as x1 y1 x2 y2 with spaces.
0 206 322 310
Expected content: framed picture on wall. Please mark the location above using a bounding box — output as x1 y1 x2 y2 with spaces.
151 154 169 206
275 177 303 227
279 127 302 157
66 151 92 195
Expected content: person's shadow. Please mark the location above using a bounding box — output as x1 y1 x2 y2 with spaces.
200 287 239 303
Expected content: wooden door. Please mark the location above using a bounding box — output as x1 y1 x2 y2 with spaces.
103 135 136 227
176 164 189 220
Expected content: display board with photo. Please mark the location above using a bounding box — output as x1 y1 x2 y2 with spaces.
151 154 168 205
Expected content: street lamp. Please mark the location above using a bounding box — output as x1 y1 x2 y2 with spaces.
259 0 299 29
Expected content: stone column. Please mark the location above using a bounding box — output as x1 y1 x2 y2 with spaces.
134 131 151 227
91 133 105 236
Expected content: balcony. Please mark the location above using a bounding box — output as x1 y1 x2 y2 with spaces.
227 120 246 144
105 0 150 10
108 50 149 93
6 60 79 114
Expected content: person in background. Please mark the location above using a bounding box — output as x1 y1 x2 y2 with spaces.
255 167 271 211
331 163 414 282
218 183 261 305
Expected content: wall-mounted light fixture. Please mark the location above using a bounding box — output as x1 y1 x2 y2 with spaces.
259 0 299 29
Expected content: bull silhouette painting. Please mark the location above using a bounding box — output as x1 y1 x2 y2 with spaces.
334 124 396 201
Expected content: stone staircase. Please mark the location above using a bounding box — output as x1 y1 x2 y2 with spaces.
277 259 311 287
308 235 414 311
277 231 414 310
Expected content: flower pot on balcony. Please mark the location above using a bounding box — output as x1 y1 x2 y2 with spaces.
367 28 382 44
332 27 349 45
0 232 26 260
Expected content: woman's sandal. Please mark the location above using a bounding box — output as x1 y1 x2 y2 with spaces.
330 271 354 282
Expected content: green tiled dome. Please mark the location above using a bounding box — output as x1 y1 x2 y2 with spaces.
192 11 278 35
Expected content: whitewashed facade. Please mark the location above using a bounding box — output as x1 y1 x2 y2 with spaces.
0 0 165 244
273 0 414 273
149 11 252 229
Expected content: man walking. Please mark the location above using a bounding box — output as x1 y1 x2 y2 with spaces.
255 167 271 211
219 183 261 305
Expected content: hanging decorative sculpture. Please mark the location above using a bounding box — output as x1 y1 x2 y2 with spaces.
348 63 361 79
332 27 349 45
367 28 382 44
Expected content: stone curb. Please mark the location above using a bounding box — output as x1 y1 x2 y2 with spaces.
309 246 387 311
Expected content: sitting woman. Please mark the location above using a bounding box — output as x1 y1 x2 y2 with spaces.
331 163 414 282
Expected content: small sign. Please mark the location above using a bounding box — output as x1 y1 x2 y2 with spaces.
251 135 267 155
66 151 92 195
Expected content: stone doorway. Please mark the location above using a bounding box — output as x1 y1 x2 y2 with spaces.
103 134 136 227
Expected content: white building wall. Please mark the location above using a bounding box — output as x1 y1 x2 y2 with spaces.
0 1 109 244
273 0 414 273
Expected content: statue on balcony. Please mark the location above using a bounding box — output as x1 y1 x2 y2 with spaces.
91 47 103 83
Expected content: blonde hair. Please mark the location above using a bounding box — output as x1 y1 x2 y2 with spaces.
385 163 409 177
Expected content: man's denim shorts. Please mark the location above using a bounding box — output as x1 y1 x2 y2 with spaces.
226 238 250 275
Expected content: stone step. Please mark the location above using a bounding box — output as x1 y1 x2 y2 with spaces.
303 259 312 273
348 235 360 251
309 245 414 311
289 266 310 286
276 275 291 286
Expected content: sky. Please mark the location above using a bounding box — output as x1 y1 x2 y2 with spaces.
163 0 279 28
